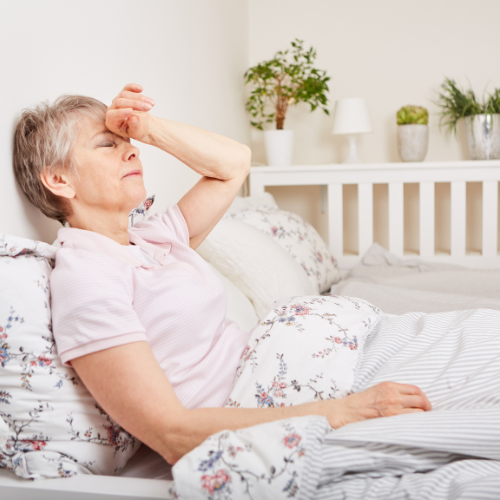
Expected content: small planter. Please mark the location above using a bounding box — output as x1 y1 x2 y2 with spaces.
264 130 294 166
465 114 500 160
397 124 429 162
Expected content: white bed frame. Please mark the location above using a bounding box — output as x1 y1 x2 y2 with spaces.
249 160 500 269
2 159 500 499
0 468 171 500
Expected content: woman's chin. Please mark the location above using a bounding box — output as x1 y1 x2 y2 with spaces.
127 187 148 210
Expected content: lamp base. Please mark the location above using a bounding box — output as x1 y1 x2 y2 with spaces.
343 134 362 164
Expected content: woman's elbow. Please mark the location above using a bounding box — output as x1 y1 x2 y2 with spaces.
163 448 182 466
160 431 188 465
237 144 252 173
159 413 199 465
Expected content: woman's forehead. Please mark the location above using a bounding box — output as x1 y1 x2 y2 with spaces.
77 118 118 142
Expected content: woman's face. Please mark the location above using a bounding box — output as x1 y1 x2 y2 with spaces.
70 117 147 219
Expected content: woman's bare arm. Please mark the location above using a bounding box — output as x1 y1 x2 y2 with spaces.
146 115 250 250
105 83 251 250
71 342 431 465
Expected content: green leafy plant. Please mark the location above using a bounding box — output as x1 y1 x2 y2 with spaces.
244 39 330 130
397 105 429 125
489 88 500 114
436 78 500 134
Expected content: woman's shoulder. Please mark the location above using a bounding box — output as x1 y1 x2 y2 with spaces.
51 246 133 287
56 226 145 269
130 204 189 247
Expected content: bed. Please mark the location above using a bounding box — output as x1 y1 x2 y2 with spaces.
1 161 500 499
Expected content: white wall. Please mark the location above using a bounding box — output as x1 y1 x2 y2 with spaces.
248 0 500 245
4 0 499 249
0 0 250 243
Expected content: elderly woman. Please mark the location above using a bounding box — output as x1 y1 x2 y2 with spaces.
13 84 431 465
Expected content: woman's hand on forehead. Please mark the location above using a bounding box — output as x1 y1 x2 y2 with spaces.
106 83 155 142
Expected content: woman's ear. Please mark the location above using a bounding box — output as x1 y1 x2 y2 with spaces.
40 166 76 200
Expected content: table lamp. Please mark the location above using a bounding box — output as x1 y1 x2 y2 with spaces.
332 98 373 163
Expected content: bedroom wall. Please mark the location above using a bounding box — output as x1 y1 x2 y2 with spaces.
248 0 500 251
0 0 250 243
4 1 497 251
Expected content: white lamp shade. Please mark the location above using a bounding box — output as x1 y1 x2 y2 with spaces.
332 98 373 135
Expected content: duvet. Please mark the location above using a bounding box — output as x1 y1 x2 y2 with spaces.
168 298 500 499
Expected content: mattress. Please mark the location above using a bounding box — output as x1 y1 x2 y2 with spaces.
329 244 500 314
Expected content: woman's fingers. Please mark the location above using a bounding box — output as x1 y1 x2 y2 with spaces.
370 382 432 413
398 408 426 414
122 83 143 93
112 90 155 106
105 108 151 141
112 97 153 112
393 383 432 410
397 383 426 396
105 108 133 135
401 395 432 411
106 107 134 122
106 84 154 141
109 84 155 113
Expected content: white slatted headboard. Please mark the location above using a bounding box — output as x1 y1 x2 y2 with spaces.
249 161 500 269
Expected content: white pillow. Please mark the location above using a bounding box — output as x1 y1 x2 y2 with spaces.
196 219 315 318
0 234 139 479
224 204 341 294
207 263 259 333
226 192 278 215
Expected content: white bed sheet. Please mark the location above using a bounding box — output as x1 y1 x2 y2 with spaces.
119 445 172 481
329 244 500 314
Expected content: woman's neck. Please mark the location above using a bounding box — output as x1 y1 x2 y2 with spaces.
67 209 130 246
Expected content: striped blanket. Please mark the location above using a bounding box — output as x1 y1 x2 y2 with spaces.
172 307 500 499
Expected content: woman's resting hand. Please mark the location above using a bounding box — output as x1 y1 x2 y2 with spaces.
106 83 155 141
71 341 431 465
326 381 432 428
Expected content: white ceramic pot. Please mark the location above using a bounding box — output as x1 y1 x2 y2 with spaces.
264 129 294 166
397 124 429 162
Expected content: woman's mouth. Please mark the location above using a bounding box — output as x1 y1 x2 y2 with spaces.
123 169 142 178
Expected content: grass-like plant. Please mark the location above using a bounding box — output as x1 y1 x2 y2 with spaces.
397 105 428 125
436 78 500 134
244 39 330 130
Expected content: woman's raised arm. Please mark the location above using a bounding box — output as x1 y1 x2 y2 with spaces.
71 341 431 465
105 83 251 250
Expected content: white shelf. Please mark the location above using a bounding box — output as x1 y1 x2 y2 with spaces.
251 160 500 174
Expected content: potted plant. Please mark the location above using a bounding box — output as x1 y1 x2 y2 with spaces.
396 105 429 162
244 39 330 166
436 78 500 160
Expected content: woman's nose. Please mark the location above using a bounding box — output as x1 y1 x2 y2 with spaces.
124 144 140 161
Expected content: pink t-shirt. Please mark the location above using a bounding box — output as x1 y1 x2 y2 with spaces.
50 205 250 409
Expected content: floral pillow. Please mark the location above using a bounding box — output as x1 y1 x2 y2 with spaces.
128 195 155 227
224 204 341 294
0 234 139 479
226 294 381 409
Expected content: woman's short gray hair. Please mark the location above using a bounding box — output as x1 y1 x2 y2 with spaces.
13 95 107 225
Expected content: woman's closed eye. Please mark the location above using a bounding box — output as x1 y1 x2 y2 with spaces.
98 141 116 148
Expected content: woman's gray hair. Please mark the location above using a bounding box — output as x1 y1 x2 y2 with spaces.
13 95 107 225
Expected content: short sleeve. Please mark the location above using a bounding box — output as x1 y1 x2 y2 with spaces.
130 204 190 247
50 248 148 365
